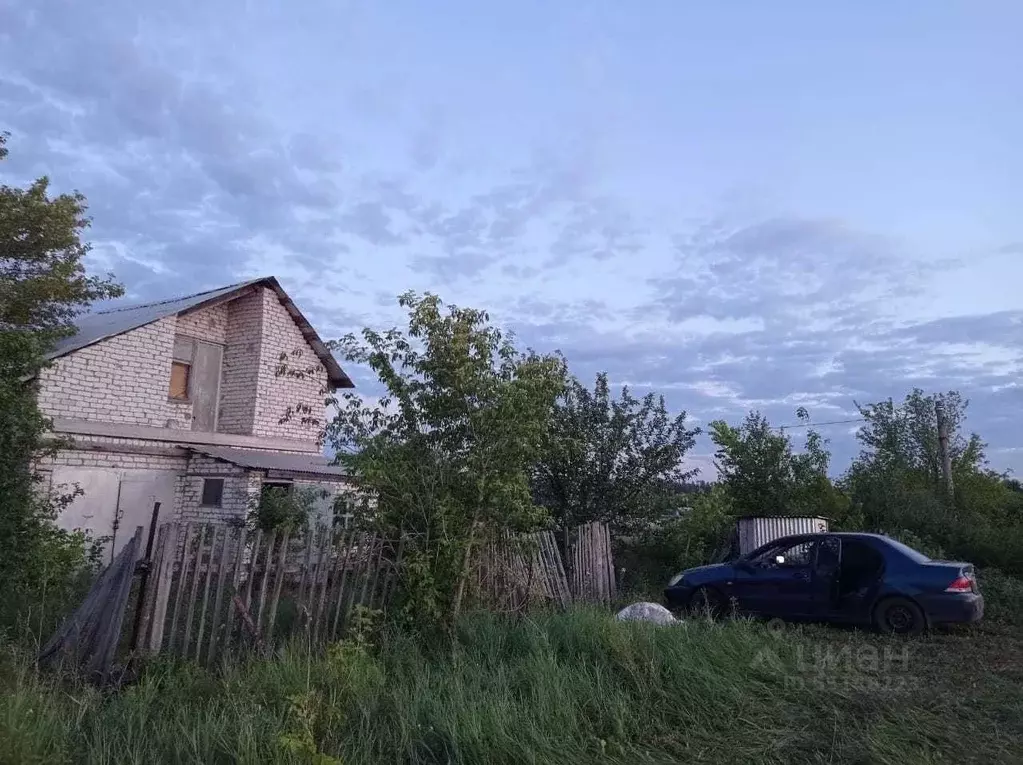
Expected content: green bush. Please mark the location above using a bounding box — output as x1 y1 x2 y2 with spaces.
615 486 736 597
249 486 322 532
977 569 1023 627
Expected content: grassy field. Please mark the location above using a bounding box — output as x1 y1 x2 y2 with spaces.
2 577 1022 765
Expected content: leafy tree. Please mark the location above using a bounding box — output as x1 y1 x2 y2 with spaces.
0 133 123 631
845 388 1023 571
709 409 853 525
531 372 701 537
849 389 985 493
324 291 566 631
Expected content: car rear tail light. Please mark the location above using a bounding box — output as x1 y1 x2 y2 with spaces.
945 576 973 593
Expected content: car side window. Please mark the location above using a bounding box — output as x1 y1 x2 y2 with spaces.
757 540 814 568
815 537 841 572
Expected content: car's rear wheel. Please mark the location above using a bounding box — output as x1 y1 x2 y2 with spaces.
873 596 926 636
688 586 726 619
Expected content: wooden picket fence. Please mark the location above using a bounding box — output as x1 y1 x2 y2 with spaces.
567 521 617 604
473 529 572 612
39 517 618 681
471 522 616 611
136 522 403 665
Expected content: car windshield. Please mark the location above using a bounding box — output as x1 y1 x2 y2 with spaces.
884 537 931 563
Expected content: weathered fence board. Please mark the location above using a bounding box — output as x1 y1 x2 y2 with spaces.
38 526 144 684
471 529 574 612
135 522 406 664
46 518 616 674
567 521 616 604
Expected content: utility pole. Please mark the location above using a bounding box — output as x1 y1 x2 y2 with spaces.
935 399 954 500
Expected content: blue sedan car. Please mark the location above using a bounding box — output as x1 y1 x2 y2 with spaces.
664 532 983 635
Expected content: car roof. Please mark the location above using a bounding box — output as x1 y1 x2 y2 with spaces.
755 531 896 549
773 532 888 541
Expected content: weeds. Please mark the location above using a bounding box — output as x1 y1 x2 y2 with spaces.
1 606 1022 764
279 691 343 765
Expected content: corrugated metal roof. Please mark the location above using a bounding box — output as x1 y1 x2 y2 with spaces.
44 276 352 389
189 446 350 478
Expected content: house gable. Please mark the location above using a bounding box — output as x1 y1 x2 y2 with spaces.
37 278 349 450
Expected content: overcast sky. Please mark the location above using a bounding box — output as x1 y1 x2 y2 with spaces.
2 1 1021 477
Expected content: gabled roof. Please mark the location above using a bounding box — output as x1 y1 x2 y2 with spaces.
46 276 353 389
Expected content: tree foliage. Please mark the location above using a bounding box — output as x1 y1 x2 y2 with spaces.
616 484 736 592
0 133 123 632
248 486 321 533
531 372 700 536
845 389 1023 572
324 291 567 630
709 409 853 525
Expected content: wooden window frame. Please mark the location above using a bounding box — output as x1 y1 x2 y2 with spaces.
170 335 196 403
169 360 191 402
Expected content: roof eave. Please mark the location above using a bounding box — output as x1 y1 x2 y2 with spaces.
260 277 354 390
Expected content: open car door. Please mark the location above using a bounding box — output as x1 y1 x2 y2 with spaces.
812 536 842 616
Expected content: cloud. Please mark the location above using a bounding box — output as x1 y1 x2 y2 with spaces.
0 0 424 302
2 0 1021 479
652 217 920 331
506 279 1023 473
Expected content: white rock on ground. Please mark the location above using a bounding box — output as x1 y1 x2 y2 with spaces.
615 602 677 625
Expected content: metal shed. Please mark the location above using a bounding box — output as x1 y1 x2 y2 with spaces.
737 516 830 556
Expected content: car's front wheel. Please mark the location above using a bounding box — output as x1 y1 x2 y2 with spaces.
688 586 726 619
873 596 926 636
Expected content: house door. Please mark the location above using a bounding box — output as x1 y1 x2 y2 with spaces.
50 467 178 563
191 340 223 432
113 473 178 561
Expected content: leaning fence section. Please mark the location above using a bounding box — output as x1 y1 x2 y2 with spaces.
567 521 617 604
139 522 403 665
38 527 145 683
473 529 572 612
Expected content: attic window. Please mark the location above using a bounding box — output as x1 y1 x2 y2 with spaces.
169 335 194 401
169 362 191 400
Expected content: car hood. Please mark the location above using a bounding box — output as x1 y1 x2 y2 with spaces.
673 563 735 585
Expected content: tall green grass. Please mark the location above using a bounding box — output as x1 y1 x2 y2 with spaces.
2 608 1021 764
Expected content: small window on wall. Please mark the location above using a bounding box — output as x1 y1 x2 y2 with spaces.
169 335 194 401
201 478 224 507
169 361 191 400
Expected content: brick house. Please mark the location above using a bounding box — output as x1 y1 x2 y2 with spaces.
33 276 355 558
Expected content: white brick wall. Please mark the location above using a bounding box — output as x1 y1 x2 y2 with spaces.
36 438 187 473
217 292 262 435
37 285 333 452
292 478 360 526
248 286 325 441
37 316 193 429
251 288 328 445
178 454 258 525
175 302 229 344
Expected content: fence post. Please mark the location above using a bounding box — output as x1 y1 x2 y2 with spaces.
222 527 248 661
206 524 235 665
168 522 196 653
131 509 165 653
147 522 179 653
264 529 291 645
182 524 210 656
